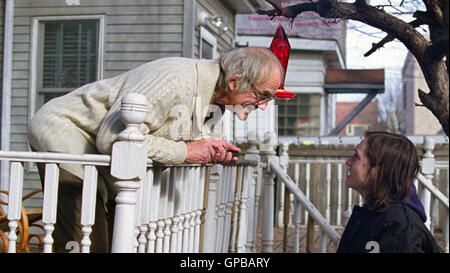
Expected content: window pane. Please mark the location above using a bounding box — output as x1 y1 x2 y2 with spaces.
42 20 98 88
277 94 321 136
201 39 213 59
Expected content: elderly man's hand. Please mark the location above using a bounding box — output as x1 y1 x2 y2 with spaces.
185 138 241 165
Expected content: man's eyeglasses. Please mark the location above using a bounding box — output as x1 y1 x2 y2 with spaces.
252 86 276 105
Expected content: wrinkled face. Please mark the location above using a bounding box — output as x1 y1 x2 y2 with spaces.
345 138 371 198
229 64 281 121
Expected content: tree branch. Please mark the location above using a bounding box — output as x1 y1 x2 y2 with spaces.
259 0 430 62
364 19 423 57
257 0 317 19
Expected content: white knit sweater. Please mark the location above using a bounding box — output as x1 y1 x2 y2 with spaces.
28 57 221 200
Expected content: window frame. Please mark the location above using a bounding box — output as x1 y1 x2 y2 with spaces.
199 26 218 59
29 15 105 120
27 15 105 171
346 124 369 136
277 93 321 136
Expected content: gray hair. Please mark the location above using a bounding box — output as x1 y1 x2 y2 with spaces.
217 47 284 93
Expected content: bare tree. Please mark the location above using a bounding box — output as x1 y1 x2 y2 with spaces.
258 0 449 136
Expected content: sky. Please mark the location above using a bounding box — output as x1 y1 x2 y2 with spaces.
338 0 425 121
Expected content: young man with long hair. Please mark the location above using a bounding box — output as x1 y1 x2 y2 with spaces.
337 131 440 253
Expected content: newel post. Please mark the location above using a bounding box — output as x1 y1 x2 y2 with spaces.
110 93 149 253
420 136 435 230
259 132 278 253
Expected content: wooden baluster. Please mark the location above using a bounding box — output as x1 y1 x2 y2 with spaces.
182 167 191 253
80 165 98 253
110 93 148 253
138 167 153 253
244 132 260 252
202 165 220 252
293 199 301 253
215 165 227 252
253 162 263 252
326 163 331 223
228 166 243 252
176 167 185 253
293 162 302 252
260 132 278 253
163 173 174 254
421 136 435 229
7 162 24 253
169 167 179 253
133 175 143 253
219 165 230 253
42 163 59 253
337 163 343 226
279 143 290 252
188 167 197 253
236 166 250 253
430 168 440 233
162 169 172 253
146 167 161 253
199 166 210 253
343 187 353 225
194 167 205 252
156 169 169 253
293 161 301 223
305 162 311 224
217 166 227 253
224 166 236 252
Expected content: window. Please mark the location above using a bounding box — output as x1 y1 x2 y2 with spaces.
30 15 105 112
38 20 98 107
199 27 218 59
346 124 369 136
277 94 321 136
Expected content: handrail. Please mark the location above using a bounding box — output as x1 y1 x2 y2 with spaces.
416 172 449 209
0 150 111 166
268 161 340 245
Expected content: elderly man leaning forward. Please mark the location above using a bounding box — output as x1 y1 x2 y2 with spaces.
28 47 283 252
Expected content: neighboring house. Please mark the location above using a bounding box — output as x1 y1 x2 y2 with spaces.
336 101 385 136
0 0 269 206
400 52 442 135
234 11 346 140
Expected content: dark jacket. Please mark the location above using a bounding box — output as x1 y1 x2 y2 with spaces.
337 185 441 253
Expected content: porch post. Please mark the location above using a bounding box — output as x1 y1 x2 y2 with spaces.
420 136 435 230
259 132 278 253
110 93 148 253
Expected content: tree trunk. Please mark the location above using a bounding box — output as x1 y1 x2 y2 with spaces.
418 60 449 135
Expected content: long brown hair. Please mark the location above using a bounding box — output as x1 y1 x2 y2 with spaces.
363 131 419 211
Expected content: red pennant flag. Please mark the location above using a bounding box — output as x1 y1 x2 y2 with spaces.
270 25 296 99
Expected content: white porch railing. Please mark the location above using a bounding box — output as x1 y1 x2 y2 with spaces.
2 92 446 253
0 93 301 253
0 94 261 253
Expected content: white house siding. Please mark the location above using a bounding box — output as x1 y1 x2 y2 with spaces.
196 0 235 55
401 52 441 135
